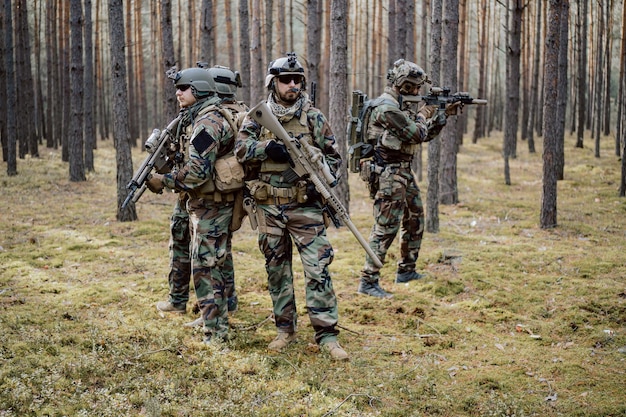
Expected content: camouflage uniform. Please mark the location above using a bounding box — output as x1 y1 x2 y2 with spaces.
166 194 237 313
360 85 431 296
161 95 239 342
235 92 343 345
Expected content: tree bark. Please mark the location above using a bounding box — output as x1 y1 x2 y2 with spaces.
108 0 137 221
540 0 562 229
69 0 86 181
3 0 17 175
329 0 349 210
439 0 459 205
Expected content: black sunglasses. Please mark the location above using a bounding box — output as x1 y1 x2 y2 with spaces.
176 84 191 92
277 75 303 85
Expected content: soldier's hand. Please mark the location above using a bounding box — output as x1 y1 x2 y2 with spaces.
146 173 165 194
265 140 290 163
445 101 463 116
418 104 438 119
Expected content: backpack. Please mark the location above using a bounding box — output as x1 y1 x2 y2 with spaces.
347 90 396 173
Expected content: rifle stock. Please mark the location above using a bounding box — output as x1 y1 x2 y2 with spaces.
249 101 383 268
122 115 182 209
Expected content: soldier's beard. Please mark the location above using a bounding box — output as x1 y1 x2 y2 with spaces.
276 89 300 105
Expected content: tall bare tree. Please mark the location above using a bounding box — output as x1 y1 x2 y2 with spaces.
426 0 442 233
439 0 459 205
503 0 522 185
200 0 213 63
250 0 265 104
306 0 322 99
329 0 349 209
69 0 85 181
555 0 569 180
540 0 563 229
239 0 251 104
161 0 178 121
575 0 587 148
84 0 95 171
16 0 37 158
108 0 136 221
3 0 17 175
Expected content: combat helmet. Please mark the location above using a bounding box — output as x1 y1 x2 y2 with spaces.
172 67 217 99
387 59 428 90
265 52 306 90
209 65 243 97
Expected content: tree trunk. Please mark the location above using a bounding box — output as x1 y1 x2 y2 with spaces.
239 0 250 104
108 0 137 221
473 0 487 142
306 0 322 97
504 0 522 185
250 0 265 105
69 0 86 181
3 0 17 175
329 0 349 210
555 0 569 180
84 0 95 171
439 0 459 205
575 0 587 148
540 0 562 229
161 0 177 121
426 0 442 233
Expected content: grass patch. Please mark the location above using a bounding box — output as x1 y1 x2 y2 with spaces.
1 133 625 416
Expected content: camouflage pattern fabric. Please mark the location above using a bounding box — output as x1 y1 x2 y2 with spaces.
167 195 237 311
361 87 430 282
256 203 339 344
235 94 342 345
166 196 192 307
362 166 424 281
161 96 238 341
188 198 234 341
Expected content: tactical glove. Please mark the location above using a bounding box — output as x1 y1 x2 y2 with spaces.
418 104 438 119
265 140 290 163
445 102 463 116
146 173 165 194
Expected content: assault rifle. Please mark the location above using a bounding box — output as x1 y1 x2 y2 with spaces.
402 87 487 117
122 115 182 209
249 101 384 268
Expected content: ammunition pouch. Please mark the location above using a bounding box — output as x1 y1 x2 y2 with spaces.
246 179 308 205
214 154 245 192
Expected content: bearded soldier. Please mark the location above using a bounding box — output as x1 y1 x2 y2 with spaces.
235 53 349 361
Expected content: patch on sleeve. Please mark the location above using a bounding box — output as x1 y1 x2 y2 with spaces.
191 129 216 154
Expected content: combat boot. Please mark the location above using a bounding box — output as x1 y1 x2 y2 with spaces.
155 301 186 314
184 296 238 328
227 295 238 313
395 271 425 283
357 279 393 299
322 341 349 361
267 332 296 352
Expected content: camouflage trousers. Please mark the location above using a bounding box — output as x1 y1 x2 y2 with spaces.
256 202 339 345
186 197 235 341
168 196 236 310
362 165 424 282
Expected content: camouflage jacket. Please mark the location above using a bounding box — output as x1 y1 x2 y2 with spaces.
235 95 342 188
162 96 237 192
369 87 429 163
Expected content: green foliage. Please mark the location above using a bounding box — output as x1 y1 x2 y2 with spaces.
1 135 625 416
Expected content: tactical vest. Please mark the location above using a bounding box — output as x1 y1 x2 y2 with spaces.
259 112 311 176
189 104 243 199
369 93 420 156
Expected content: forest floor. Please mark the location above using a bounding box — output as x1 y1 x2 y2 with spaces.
1 132 625 417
